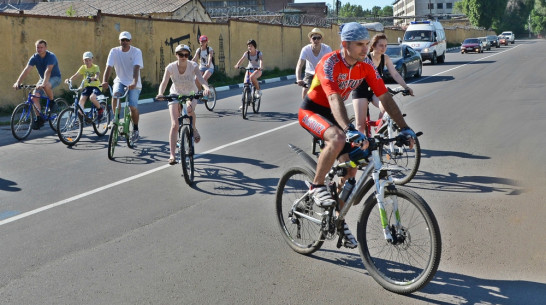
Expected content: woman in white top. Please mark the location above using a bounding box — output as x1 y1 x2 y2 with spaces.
193 35 214 86
157 45 210 165
234 39 263 98
295 28 332 99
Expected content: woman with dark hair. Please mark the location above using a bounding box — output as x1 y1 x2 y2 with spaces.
352 33 414 133
234 39 263 99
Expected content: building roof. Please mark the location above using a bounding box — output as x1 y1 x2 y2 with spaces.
0 0 192 17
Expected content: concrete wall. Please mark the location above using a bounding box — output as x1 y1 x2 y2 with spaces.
0 12 494 107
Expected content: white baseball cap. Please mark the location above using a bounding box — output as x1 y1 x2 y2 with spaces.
175 44 191 53
119 31 132 40
82 51 93 59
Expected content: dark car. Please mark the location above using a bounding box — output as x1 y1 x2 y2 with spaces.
382 44 422 80
461 38 482 53
487 35 500 48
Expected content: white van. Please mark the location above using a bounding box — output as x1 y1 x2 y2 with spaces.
399 20 447 64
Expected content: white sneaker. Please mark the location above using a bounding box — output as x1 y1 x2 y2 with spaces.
309 185 335 208
131 130 139 143
238 105 243 111
254 90 262 99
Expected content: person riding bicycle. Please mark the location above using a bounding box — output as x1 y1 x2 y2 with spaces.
102 31 143 143
13 39 61 130
234 39 263 99
298 22 416 249
193 35 214 88
65 51 104 122
352 33 414 133
157 44 210 165
295 28 332 100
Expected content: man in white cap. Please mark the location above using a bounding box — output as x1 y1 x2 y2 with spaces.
295 28 332 99
102 31 144 142
297 22 416 249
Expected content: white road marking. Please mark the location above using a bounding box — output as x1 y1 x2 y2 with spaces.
0 121 299 226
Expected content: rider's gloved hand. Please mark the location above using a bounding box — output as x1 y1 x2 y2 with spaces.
345 124 366 145
349 146 369 161
399 127 416 146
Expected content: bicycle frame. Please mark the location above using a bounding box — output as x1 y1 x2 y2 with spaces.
110 87 130 136
66 80 101 124
22 87 54 120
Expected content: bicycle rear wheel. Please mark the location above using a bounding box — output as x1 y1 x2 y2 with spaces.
179 126 194 185
57 108 83 146
93 102 110 137
48 98 69 132
204 86 216 111
107 123 119 160
378 126 421 185
242 88 250 119
10 103 34 141
276 166 325 255
356 187 441 294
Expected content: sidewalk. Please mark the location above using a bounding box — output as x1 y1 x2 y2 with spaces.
0 74 297 124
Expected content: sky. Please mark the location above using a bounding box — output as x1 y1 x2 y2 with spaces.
293 0 394 11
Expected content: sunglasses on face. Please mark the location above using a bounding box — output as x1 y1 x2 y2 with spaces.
121 39 130 42
176 52 190 58
312 36 322 41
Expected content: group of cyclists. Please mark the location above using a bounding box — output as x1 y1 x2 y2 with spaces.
13 23 418 248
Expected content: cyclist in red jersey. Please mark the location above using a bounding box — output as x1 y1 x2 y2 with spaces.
298 22 416 249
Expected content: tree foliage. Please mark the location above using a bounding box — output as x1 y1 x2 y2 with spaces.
337 4 394 17
530 0 546 35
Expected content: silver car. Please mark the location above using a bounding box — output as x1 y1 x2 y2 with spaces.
478 37 491 51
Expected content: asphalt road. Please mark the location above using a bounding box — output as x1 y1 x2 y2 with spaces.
1 40 545 304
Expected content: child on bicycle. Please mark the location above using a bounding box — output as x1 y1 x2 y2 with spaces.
157 45 210 165
65 51 104 121
234 39 263 99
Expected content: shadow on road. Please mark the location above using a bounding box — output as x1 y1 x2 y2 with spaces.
309 248 544 304
189 153 278 196
0 178 22 192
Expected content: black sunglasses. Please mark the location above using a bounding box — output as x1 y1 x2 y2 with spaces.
176 52 190 58
312 36 322 41
121 39 130 42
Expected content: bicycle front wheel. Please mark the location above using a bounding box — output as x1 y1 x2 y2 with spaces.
179 126 194 185
204 86 216 111
93 102 110 136
357 187 441 294
10 103 34 141
48 98 69 132
107 123 119 160
276 166 325 255
125 114 135 149
57 108 83 146
378 126 421 185
242 88 250 119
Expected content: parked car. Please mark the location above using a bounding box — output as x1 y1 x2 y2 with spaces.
478 37 491 51
498 35 509 46
461 38 483 53
500 31 515 44
382 44 423 80
486 35 500 48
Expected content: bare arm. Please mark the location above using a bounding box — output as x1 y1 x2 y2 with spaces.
328 93 351 131
157 69 171 96
384 55 413 95
14 65 33 88
130 65 140 89
377 92 408 129
102 65 113 90
194 65 209 90
295 59 305 83
234 53 246 68
65 71 81 84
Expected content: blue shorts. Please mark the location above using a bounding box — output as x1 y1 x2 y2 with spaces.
113 83 141 107
81 86 102 97
35 76 61 98
199 66 214 74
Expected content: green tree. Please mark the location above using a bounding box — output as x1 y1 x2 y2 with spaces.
381 5 393 16
499 0 534 34
460 0 508 30
338 3 365 17
530 0 546 35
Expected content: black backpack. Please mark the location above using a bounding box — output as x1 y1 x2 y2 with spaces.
197 46 215 67
247 50 261 62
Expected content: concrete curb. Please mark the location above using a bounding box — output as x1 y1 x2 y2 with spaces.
139 74 296 105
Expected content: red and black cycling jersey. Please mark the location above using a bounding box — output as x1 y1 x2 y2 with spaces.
306 50 388 108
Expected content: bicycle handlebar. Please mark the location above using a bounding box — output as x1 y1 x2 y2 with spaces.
238 66 261 71
388 87 411 96
16 84 37 90
154 92 204 103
